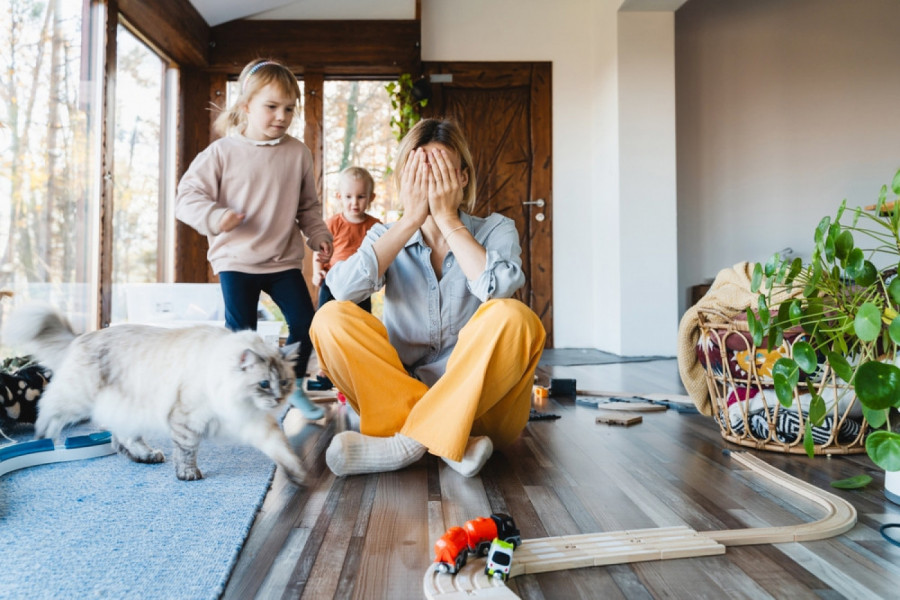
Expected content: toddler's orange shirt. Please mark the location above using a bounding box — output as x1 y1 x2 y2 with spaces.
323 213 382 270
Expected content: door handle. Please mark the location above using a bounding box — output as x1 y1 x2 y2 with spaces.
523 199 545 208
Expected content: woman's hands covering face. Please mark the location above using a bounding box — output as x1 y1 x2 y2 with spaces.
426 147 464 222
399 147 430 226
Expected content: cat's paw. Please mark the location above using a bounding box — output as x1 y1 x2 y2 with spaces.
284 467 307 487
176 465 203 481
142 450 166 464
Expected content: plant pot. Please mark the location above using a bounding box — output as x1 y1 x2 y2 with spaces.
886 470 900 505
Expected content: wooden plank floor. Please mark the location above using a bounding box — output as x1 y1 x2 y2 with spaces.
222 359 900 599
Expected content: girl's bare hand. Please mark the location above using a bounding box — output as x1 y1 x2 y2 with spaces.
218 209 245 233
318 241 334 262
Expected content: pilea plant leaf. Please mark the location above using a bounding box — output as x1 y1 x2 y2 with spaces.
834 230 854 262
865 431 900 472
854 261 877 286
853 302 882 342
863 405 888 429
803 421 815 458
773 373 794 407
757 296 770 328
792 341 817 373
889 277 900 305
746 307 763 347
830 474 872 490
772 358 800 406
855 361 900 410
789 300 804 325
824 351 853 382
786 257 803 284
764 254 778 278
808 393 826 427
751 263 763 293
890 315 900 346
846 247 865 275
776 299 794 329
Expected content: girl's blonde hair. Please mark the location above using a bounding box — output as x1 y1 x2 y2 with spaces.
394 118 477 213
339 166 376 197
213 59 301 136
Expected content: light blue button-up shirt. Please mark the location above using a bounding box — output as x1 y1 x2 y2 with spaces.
325 211 525 386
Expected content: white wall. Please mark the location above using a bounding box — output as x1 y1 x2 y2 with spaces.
676 0 900 316
423 0 680 354
617 12 678 355
423 0 633 351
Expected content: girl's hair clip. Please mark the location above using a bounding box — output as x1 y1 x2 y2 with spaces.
242 61 278 92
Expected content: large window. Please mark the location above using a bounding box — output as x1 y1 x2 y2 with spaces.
110 24 173 323
323 80 399 221
0 0 99 332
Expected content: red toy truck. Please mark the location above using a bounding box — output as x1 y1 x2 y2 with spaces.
463 513 521 556
433 526 469 574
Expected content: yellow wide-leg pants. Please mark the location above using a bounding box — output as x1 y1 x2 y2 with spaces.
310 298 546 461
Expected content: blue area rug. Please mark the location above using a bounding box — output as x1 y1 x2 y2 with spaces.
0 424 275 600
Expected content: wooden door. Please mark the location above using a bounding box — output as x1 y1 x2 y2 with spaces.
423 62 553 345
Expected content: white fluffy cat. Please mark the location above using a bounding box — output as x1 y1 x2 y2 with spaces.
2 304 308 486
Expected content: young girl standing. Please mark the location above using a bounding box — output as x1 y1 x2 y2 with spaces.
175 59 333 420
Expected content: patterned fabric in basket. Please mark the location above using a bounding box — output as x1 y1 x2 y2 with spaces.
696 316 824 386
724 404 862 444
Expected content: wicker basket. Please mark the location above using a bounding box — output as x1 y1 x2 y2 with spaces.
696 308 868 455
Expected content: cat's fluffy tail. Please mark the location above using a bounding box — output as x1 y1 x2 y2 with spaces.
2 303 77 372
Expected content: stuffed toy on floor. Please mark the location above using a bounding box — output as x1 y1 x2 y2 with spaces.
1 357 50 425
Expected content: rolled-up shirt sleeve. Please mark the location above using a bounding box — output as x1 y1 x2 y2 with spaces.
325 223 387 303
467 215 525 301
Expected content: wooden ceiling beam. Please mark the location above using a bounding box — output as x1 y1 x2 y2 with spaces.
208 20 421 76
117 0 209 67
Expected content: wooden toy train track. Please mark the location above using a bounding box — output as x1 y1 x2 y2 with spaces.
423 452 858 599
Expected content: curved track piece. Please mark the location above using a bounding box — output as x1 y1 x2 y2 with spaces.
0 431 115 477
423 452 858 599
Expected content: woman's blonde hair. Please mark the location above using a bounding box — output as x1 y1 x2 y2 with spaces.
213 59 301 136
394 118 477 213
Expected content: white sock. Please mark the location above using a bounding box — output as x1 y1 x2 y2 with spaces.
441 436 494 478
325 431 427 476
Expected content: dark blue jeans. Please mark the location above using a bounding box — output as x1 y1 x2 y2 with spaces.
318 283 372 313
219 269 314 378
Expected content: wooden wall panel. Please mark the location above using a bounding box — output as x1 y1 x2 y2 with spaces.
174 66 213 283
530 63 553 346
98 0 118 327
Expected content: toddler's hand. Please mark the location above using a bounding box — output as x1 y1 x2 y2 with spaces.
218 209 245 233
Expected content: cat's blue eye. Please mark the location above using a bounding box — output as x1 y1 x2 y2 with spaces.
280 379 290 388
259 381 271 390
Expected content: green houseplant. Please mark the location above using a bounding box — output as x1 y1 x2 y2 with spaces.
751 167 900 487
385 73 429 142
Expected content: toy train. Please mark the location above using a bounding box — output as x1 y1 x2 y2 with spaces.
433 513 521 575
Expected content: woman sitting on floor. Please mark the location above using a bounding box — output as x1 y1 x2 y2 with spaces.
310 118 546 478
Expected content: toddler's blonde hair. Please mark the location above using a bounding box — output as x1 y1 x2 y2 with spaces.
214 59 301 136
338 166 376 198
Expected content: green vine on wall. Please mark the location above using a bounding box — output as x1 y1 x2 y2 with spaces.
385 73 428 142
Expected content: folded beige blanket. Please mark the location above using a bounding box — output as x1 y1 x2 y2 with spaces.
677 262 781 415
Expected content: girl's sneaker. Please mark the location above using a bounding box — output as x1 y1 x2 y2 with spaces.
289 380 325 419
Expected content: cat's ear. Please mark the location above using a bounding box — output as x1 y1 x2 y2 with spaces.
280 342 300 363
240 349 262 370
